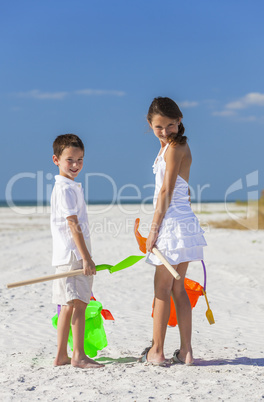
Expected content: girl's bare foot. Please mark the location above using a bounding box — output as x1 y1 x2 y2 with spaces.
53 356 71 366
184 350 194 365
145 347 166 365
71 356 104 369
180 350 193 365
173 349 194 365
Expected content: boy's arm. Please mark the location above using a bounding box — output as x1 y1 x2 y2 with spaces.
67 215 96 276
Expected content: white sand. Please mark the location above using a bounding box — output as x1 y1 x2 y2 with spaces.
0 203 263 401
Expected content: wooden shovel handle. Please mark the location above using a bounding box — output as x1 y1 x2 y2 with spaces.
6 269 84 289
152 248 181 280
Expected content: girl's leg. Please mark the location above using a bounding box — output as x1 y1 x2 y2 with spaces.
54 304 73 366
71 299 104 368
172 262 193 364
147 265 174 363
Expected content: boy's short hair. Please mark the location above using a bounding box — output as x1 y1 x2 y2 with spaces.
53 134 85 158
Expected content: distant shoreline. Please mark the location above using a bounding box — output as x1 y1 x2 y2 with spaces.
0 200 241 207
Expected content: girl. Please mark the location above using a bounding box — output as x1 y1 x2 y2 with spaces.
143 97 207 366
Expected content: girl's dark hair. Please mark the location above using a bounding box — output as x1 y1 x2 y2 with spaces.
147 97 187 145
53 134 84 157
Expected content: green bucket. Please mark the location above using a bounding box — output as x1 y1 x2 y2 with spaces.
52 300 108 358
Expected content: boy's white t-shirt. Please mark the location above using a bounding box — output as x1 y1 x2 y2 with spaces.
50 175 91 266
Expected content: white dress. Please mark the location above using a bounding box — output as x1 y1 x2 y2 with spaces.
145 143 207 266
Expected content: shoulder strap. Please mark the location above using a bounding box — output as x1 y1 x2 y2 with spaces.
161 143 169 157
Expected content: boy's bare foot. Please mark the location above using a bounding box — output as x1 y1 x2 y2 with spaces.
71 356 104 369
53 356 71 366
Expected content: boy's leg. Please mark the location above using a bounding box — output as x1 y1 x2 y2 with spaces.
54 304 73 366
71 299 104 368
147 265 174 363
172 262 193 364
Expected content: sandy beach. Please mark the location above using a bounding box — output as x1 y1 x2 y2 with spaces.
0 203 263 401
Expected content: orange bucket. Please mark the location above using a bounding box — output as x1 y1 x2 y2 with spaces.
168 278 203 326
152 278 204 327
134 218 211 326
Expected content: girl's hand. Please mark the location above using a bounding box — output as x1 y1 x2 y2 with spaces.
146 228 159 253
83 258 96 276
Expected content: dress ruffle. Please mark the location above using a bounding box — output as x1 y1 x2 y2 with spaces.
145 215 207 266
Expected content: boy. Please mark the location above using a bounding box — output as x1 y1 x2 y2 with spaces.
51 134 103 369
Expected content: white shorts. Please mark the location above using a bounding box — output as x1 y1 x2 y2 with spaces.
52 251 93 306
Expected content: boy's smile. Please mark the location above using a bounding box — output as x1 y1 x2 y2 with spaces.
53 146 84 180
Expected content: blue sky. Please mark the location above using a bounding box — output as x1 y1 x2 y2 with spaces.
1 0 263 203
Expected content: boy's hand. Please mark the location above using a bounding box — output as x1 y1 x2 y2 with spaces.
83 258 96 276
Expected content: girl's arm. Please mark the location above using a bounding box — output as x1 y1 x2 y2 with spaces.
67 215 96 275
146 144 185 252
